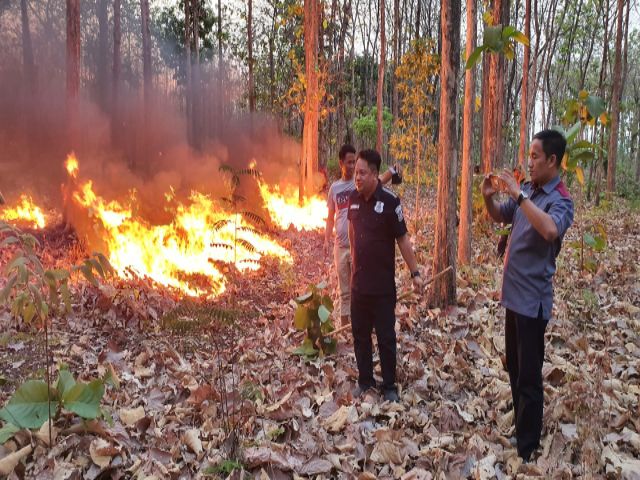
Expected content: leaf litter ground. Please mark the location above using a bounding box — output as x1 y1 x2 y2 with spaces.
0 200 639 479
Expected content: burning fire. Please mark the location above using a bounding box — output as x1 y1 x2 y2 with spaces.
65 154 293 296
259 182 327 231
1 194 47 229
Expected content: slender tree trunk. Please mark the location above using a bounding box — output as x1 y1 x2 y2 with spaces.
248 0 255 113
192 0 201 148
217 0 224 135
376 0 385 152
66 0 80 150
606 0 624 196
112 0 121 146
301 0 319 199
458 0 476 265
141 0 152 109
392 0 400 128
97 0 109 111
518 0 531 168
21 0 36 94
415 0 421 40
431 0 460 307
185 0 192 146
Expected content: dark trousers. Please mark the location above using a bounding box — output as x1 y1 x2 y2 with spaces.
351 292 397 392
505 307 548 460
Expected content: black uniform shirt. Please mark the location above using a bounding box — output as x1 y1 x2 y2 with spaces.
347 181 408 296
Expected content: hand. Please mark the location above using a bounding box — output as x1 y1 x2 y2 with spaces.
323 239 331 255
481 174 497 198
498 170 521 200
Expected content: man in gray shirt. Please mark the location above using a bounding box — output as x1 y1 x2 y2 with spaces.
482 129 574 461
324 145 397 326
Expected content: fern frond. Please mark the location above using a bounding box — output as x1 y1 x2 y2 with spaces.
235 238 259 254
240 211 266 225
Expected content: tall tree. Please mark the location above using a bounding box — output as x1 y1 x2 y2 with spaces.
248 0 255 112
517 0 531 169
431 0 460 306
66 0 80 149
20 0 36 94
300 0 319 200
606 0 625 196
185 0 193 145
376 0 386 152
112 0 121 146
97 0 109 110
140 0 152 112
457 0 476 265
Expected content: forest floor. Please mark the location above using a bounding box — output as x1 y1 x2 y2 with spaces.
0 194 639 479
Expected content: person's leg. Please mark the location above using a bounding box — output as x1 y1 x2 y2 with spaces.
350 292 375 389
505 309 520 418
513 308 548 460
335 245 351 326
372 295 397 393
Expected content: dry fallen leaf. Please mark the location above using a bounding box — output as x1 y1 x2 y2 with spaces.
35 421 58 446
0 445 32 476
322 405 358 432
89 438 116 468
119 406 146 426
183 429 203 455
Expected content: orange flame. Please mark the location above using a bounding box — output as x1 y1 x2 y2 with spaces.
65 153 79 178
258 182 327 231
67 157 292 297
2 194 47 229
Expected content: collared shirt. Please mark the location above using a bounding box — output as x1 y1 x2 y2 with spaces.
327 178 355 248
499 175 574 319
347 181 408 296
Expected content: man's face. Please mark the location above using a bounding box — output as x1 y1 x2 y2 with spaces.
528 139 556 186
340 152 356 179
354 158 377 194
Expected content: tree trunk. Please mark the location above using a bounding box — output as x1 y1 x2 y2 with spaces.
185 0 192 146
392 0 400 127
376 0 385 152
517 0 531 168
112 0 121 146
457 0 476 266
301 0 319 200
192 0 201 148
21 0 36 94
248 0 255 113
606 0 625 196
66 0 80 150
431 0 460 307
97 0 109 111
217 0 224 135
141 0 152 110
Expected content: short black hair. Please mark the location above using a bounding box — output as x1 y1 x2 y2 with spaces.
357 149 382 173
533 129 567 167
338 144 356 161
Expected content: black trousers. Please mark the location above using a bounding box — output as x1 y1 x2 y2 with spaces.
505 307 548 460
351 291 397 392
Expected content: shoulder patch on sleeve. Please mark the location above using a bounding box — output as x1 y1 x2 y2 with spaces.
382 187 398 198
555 181 571 199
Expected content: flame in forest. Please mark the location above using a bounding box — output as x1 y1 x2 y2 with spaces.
65 153 79 178
1 194 47 229
258 182 327 231
65 154 292 297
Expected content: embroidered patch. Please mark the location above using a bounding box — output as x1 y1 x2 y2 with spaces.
395 204 404 222
350 203 360 210
374 201 384 213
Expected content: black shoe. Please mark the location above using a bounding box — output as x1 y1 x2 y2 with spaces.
383 389 400 403
352 384 376 398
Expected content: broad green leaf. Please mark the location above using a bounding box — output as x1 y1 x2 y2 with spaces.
57 370 76 398
465 46 485 70
62 380 104 419
572 140 597 150
584 233 597 248
483 25 503 49
512 31 530 46
584 95 605 119
60 282 71 312
565 121 581 143
318 304 331 324
292 338 318 358
23 301 36 324
592 234 606 252
0 273 17 303
5 255 27 274
80 265 98 286
501 25 516 38
0 423 20 443
294 306 310 330
0 236 19 248
0 380 57 429
321 295 334 312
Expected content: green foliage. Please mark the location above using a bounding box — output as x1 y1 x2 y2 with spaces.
352 107 393 147
203 459 244 476
0 222 113 326
292 281 336 358
466 24 529 69
568 223 608 272
0 369 106 430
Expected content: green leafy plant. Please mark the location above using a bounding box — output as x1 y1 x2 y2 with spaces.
466 24 529 70
0 369 105 430
292 281 336 358
568 223 607 272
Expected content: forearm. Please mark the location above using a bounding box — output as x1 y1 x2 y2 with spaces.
379 170 393 185
519 199 559 242
397 234 419 273
324 218 334 243
483 194 504 223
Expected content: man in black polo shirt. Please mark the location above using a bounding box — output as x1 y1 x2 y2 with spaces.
347 149 422 402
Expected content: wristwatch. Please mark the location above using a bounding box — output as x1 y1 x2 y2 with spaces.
517 190 529 206
410 270 421 278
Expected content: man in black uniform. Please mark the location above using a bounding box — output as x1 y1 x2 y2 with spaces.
347 149 422 402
